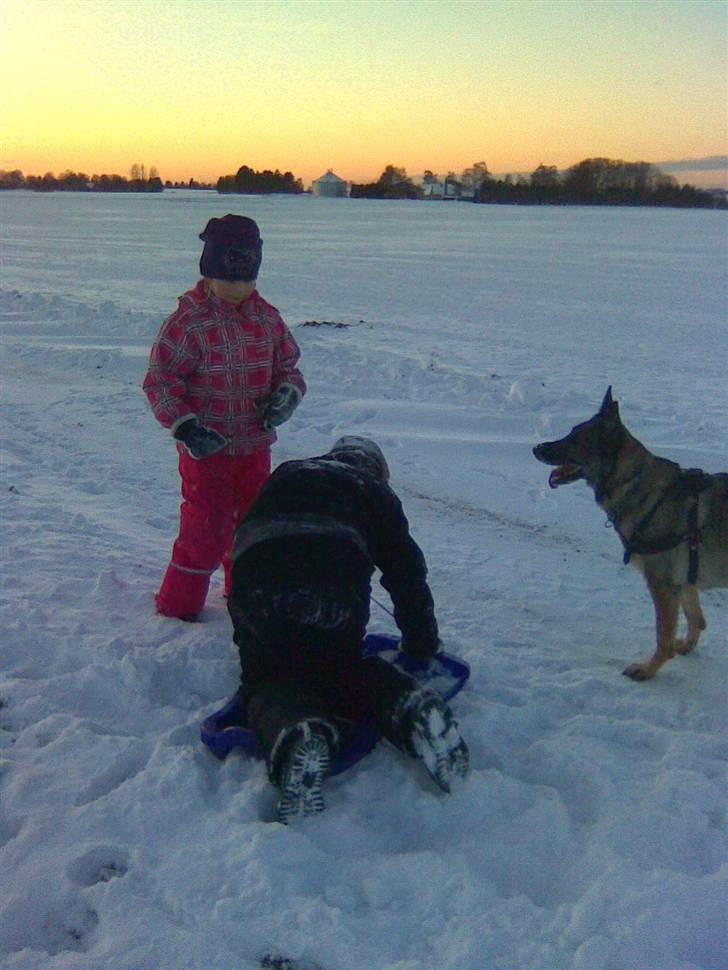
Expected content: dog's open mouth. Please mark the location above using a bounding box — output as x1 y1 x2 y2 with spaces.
548 465 584 488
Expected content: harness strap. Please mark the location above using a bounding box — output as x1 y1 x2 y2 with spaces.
686 490 701 585
618 468 709 584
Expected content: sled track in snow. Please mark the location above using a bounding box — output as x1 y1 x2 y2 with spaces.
402 483 613 560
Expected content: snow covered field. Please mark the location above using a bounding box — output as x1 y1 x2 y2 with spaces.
1 191 726 969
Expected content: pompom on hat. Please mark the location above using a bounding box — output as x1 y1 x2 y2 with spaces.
199 214 263 282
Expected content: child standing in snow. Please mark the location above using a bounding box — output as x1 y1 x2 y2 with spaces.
143 215 305 620
227 436 469 824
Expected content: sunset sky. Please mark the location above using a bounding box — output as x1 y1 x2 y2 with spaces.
2 0 727 188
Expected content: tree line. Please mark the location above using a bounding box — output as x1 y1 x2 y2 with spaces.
352 158 724 208
351 165 421 200
217 165 304 195
0 165 163 193
0 162 303 194
3 157 724 208
477 158 722 208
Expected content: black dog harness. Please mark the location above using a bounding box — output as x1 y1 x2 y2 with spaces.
614 468 711 584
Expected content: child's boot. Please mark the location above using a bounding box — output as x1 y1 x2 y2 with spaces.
269 719 338 825
395 688 469 793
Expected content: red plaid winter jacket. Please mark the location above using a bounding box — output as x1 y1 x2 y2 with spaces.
143 280 305 456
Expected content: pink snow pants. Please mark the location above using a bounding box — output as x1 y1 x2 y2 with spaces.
155 448 271 619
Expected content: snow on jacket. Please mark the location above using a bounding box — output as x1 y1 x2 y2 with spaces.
143 280 305 456
231 455 440 657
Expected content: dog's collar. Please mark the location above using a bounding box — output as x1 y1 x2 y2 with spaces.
598 472 643 514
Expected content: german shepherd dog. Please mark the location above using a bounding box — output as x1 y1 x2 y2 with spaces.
533 388 727 680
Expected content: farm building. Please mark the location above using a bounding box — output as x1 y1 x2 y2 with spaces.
311 169 349 198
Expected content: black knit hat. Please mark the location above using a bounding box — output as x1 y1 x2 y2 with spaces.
199 214 263 281
328 435 390 483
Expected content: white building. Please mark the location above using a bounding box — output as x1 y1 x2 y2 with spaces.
311 169 349 198
417 174 468 200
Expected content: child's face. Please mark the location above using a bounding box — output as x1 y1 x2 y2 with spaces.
206 278 256 305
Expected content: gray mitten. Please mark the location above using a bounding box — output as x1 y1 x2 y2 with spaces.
256 384 302 430
173 417 226 459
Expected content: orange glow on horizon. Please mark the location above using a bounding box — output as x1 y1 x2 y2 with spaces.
2 0 726 189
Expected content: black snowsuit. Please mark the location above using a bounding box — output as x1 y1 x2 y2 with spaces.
227 454 440 769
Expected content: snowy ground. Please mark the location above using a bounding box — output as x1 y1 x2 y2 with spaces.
1 192 726 969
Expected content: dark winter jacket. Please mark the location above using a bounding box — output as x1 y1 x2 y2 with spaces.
230 455 439 658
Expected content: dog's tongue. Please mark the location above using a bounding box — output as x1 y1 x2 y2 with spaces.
548 468 563 488
548 465 581 488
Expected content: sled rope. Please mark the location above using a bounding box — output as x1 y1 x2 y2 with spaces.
371 594 394 617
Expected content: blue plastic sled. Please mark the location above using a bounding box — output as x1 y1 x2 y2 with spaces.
200 633 470 776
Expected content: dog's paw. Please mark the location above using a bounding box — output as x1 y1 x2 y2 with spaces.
674 638 698 656
622 662 656 681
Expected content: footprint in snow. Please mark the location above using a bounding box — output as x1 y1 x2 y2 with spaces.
0 895 99 956
67 845 130 887
0 696 19 748
73 744 151 807
352 406 378 423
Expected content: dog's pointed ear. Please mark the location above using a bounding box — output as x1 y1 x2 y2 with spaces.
599 386 620 420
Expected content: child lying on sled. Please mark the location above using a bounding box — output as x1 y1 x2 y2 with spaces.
227 436 469 824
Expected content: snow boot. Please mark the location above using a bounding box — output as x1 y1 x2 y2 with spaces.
397 688 469 793
270 719 338 825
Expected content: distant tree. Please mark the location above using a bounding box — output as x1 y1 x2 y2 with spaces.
461 161 490 195
443 171 462 197
625 161 657 200
559 157 701 206
12 166 166 193
562 158 602 202
216 164 303 194
379 165 402 183
469 156 721 208
529 163 562 203
40 173 58 192
124 163 162 191
0 169 25 189
95 173 128 191
234 165 256 192
56 170 89 191
530 164 559 189
350 164 419 199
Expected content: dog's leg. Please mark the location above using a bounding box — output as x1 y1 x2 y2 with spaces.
623 574 680 681
675 585 706 655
